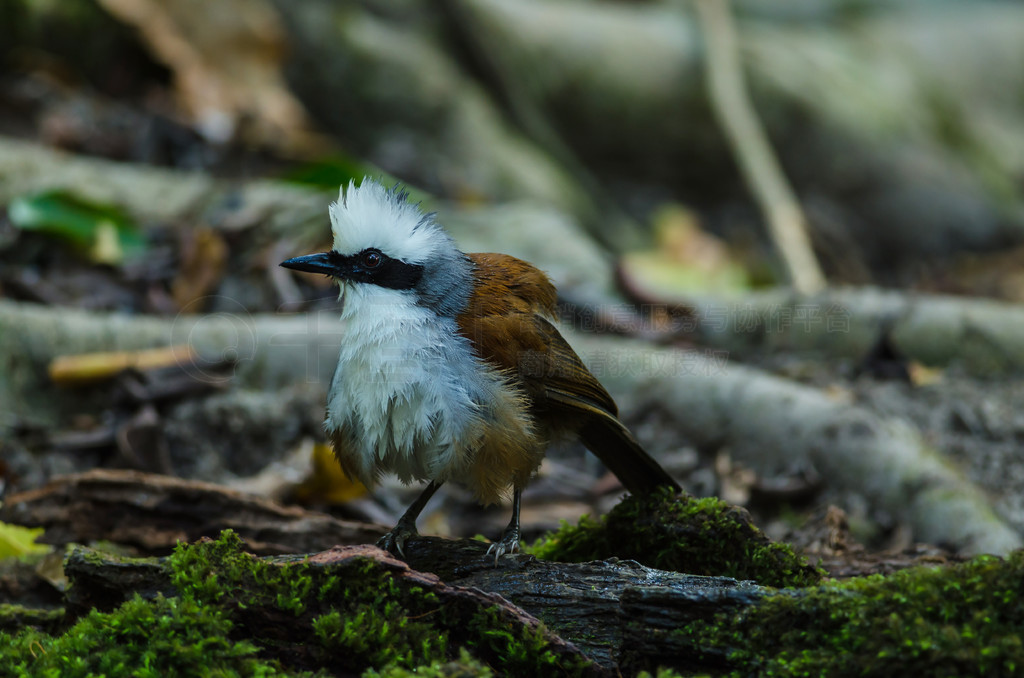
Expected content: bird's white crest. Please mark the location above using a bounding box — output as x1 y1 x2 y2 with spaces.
329 180 441 264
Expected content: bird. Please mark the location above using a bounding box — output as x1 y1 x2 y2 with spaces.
280 179 678 561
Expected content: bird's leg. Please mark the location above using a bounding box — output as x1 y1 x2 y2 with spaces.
486 488 522 565
377 481 442 558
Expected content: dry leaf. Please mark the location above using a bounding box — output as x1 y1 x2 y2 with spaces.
621 204 750 298
908 362 944 387
49 345 197 385
171 226 228 311
715 449 757 506
97 0 320 152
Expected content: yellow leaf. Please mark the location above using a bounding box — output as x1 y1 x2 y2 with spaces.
292 442 367 505
49 345 197 385
908 362 944 387
0 522 49 559
90 220 124 265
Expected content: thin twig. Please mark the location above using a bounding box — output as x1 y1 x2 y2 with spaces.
693 0 826 294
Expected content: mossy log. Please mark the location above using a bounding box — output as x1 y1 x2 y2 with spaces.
6 481 1022 675
59 537 763 673
3 473 816 671
10 530 1024 676
5 534 609 676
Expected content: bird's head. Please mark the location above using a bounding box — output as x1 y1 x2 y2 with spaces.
281 179 473 317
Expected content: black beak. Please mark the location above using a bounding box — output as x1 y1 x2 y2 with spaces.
280 252 338 276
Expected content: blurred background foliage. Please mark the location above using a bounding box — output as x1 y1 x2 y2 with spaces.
1 0 1022 293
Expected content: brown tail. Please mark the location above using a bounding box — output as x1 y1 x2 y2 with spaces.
578 415 679 495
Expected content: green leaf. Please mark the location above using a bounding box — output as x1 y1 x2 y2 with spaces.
282 153 369 189
0 521 49 559
8 190 146 264
282 155 434 207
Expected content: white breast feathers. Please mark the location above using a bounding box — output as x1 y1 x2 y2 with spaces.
325 283 494 487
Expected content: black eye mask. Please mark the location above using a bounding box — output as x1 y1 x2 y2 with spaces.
280 248 424 290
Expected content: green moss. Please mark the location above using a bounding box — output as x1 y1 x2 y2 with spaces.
0 603 64 634
1 531 598 676
466 604 572 677
636 670 689 678
361 648 493 678
170 532 596 676
7 528 1019 675
303 563 448 670
529 487 823 588
163 531 451 673
0 594 295 678
676 551 1024 676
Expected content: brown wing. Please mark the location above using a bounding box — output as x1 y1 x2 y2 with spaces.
459 253 558 319
457 253 616 417
457 253 679 493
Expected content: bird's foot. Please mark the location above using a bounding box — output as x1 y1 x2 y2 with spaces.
485 525 521 566
377 520 418 558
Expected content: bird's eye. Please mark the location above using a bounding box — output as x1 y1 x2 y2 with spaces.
361 249 384 269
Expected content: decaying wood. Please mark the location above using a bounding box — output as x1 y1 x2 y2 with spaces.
62 536 764 673
2 468 766 670
0 469 386 555
618 283 1024 377
405 538 765 670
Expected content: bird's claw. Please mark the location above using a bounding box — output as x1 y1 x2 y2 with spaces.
486 527 521 566
377 523 418 558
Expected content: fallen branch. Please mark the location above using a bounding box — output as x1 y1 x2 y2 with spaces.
618 284 1024 376
0 469 386 555
571 332 1022 555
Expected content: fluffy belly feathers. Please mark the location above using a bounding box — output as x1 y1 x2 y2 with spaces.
324 294 544 504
